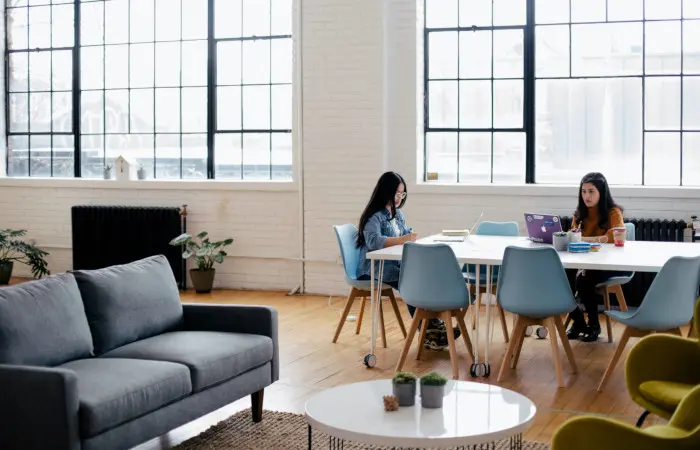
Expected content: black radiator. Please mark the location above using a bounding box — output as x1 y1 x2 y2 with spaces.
560 216 688 307
71 205 187 289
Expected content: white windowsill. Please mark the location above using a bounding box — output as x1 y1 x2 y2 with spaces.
411 182 700 199
0 177 298 192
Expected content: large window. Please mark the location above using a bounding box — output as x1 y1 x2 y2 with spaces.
424 0 700 185
4 0 293 180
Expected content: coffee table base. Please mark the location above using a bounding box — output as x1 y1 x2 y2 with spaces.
307 425 523 450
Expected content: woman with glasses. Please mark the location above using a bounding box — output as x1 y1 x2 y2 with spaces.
356 171 458 350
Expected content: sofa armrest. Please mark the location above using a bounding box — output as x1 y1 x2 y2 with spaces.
182 303 279 382
0 364 80 450
551 416 675 450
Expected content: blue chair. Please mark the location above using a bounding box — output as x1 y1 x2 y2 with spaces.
596 222 636 343
331 224 407 346
597 255 700 391
463 221 519 342
496 246 579 387
396 242 475 379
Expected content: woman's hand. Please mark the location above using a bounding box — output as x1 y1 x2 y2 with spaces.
402 232 418 243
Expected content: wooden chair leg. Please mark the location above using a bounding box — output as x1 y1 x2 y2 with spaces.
443 310 459 379
379 299 387 348
603 287 613 343
498 304 510 343
455 309 475 362
689 320 696 338
332 288 358 343
498 316 526 382
598 326 635 391
415 314 430 361
545 317 565 388
355 297 366 334
510 317 527 370
553 315 578 373
667 327 683 336
387 290 408 338
613 285 628 311
396 310 423 373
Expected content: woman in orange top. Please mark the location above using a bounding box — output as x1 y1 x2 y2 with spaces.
566 172 625 342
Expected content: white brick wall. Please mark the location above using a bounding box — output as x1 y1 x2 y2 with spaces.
2 0 700 295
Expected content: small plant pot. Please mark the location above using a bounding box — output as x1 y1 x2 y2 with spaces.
0 261 14 285
553 233 568 251
103 169 112 180
190 268 215 294
420 384 445 408
137 168 147 180
392 382 416 407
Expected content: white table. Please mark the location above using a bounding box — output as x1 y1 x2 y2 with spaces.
305 380 536 449
365 235 700 372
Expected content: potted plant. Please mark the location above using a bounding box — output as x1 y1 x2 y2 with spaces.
553 231 568 251
104 164 113 180
0 229 50 285
169 231 233 294
420 371 448 408
137 164 147 180
392 372 417 406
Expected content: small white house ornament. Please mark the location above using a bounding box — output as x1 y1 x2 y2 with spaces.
115 155 137 181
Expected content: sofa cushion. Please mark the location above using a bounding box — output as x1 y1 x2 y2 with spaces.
71 255 183 355
640 380 695 412
58 358 192 437
0 274 93 366
101 331 273 392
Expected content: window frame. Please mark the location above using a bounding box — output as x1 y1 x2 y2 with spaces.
3 0 293 180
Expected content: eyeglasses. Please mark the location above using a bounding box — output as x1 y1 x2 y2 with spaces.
395 192 407 200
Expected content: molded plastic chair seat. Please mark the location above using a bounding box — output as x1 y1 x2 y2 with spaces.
596 273 634 287
331 224 407 346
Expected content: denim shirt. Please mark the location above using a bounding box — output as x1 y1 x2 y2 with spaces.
357 209 412 283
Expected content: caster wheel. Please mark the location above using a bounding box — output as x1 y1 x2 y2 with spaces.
535 327 548 339
483 363 491 378
471 363 488 377
363 354 376 368
525 326 533 337
469 363 478 377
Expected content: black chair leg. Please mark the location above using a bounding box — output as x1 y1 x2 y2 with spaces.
251 389 264 423
636 410 650 428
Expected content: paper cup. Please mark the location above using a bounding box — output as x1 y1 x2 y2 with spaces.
613 227 627 247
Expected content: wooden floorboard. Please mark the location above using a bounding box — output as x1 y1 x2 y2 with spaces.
129 289 674 449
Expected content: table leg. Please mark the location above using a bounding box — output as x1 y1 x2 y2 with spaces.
470 265 481 377
484 265 492 377
307 424 311 450
365 260 384 368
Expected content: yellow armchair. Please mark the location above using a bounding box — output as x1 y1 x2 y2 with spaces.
625 299 700 426
552 384 700 450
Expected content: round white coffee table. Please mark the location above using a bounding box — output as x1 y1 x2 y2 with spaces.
305 380 536 450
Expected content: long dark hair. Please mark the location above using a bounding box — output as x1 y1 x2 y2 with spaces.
356 172 407 248
574 172 623 229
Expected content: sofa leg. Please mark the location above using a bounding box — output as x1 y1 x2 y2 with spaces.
251 389 264 423
636 410 650 428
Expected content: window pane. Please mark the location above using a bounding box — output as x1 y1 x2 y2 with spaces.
29 6 50 49
105 0 129 44
105 90 129 133
645 77 681 130
683 133 700 185
130 0 155 42
181 87 207 132
155 134 178 179
52 50 72 91
429 32 458 79
645 21 681 75
217 87 242 130
105 45 129 88
242 0 270 37
685 0 700 18
182 134 207 179
242 40 271 84
493 30 523 78
218 41 242 85
271 0 292 35
130 89 154 133
215 0 242 38
52 91 72 132
571 23 643 76
271 85 292 130
81 134 105 178
81 47 104 90
105 134 154 168
535 0 568 24
426 132 458 182
181 0 207 40
81 90 104 135
493 80 523 128
8 136 30 177
571 0 605 23
608 0 643 21
215 134 242 179
52 135 75 178
459 31 491 79
30 92 51 132
182 41 207 85
536 25 569 78
130 43 155 88
493 133 525 183
155 0 181 41
459 80 491 128
458 132 490 183
684 21 700 74
243 86 271 129
8 7 29 50
459 0 490 27
52 4 74 47
29 51 51 91
426 0 458 28
493 0 525 26
155 88 180 133
242 133 271 180
684 77 700 130
10 53 29 92
646 0 681 20
271 133 292 180
271 39 293 84
155 42 181 87
10 94 29 132
428 81 458 128
536 78 643 185
645 133 680 185
30 135 52 177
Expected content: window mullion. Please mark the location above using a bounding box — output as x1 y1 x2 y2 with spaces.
73 0 82 177
206 0 216 179
524 0 536 184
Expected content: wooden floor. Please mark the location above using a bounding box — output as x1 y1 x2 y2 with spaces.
132 289 676 449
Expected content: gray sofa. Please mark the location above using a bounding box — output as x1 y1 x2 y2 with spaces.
0 255 279 450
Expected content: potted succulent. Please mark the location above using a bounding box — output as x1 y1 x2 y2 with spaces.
553 231 568 251
0 229 50 285
392 372 417 406
420 371 448 408
103 164 113 180
137 164 147 180
169 231 233 294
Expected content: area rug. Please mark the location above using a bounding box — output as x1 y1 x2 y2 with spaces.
174 409 549 450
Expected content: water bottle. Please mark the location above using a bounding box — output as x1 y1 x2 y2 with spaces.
685 222 694 243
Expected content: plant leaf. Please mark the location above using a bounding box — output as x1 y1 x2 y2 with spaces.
169 233 192 246
197 231 208 240
182 250 193 259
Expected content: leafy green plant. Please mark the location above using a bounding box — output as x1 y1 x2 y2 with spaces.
392 372 417 385
420 371 448 386
554 231 568 237
0 229 50 279
169 231 233 271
